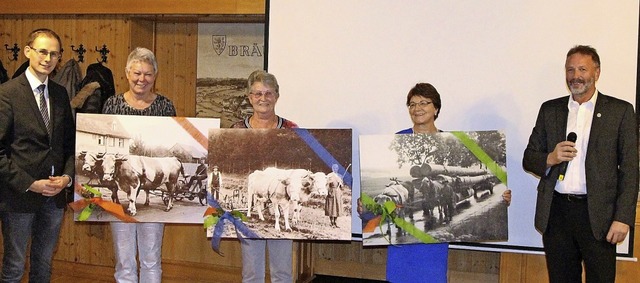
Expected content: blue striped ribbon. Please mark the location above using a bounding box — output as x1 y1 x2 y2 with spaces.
293 128 352 186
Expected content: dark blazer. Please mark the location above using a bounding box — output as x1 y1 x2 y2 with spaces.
0 73 75 212
523 93 639 241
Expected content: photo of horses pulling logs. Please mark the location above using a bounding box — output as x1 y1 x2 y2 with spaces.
360 131 508 246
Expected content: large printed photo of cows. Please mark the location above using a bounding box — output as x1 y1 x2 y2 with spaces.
74 113 220 223
360 131 508 246
207 128 353 241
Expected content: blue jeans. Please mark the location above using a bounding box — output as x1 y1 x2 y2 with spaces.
111 222 164 283
241 239 293 283
0 199 64 283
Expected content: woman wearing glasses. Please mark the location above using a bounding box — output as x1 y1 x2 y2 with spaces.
232 70 296 283
232 70 297 129
398 83 441 134
389 83 511 281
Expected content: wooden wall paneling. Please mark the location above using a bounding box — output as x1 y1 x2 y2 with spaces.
95 16 131 94
523 254 549 283
153 22 198 117
312 242 387 280
449 249 500 275
0 16 25 75
499 252 525 283
56 212 115 267
295 241 314 282
129 19 155 53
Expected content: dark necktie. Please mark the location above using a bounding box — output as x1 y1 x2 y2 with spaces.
37 84 51 135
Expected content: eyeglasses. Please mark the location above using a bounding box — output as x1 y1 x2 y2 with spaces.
407 100 433 109
29 46 62 60
249 90 276 99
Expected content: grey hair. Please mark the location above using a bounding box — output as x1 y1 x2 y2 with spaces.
125 47 158 74
246 70 279 97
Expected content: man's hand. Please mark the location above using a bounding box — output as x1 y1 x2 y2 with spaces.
547 140 577 167
502 189 512 206
606 221 629 244
29 176 69 197
29 179 53 194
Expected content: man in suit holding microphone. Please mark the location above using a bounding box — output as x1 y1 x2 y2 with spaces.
523 45 638 283
0 28 75 282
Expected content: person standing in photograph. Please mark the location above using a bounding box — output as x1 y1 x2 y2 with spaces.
233 70 297 283
102 47 177 283
523 45 638 283
325 168 344 228
208 165 222 200
0 28 75 283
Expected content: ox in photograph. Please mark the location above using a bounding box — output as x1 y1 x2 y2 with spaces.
359 131 508 246
207 128 352 241
74 113 220 223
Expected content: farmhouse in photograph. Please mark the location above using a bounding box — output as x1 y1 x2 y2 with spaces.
76 115 131 155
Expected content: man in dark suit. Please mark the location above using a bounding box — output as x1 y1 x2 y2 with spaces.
523 45 638 283
0 28 75 282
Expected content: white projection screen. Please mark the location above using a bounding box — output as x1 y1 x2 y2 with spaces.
266 1 639 257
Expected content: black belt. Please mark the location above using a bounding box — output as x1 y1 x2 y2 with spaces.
554 191 587 201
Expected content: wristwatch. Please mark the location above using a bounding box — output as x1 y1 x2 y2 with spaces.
62 174 73 188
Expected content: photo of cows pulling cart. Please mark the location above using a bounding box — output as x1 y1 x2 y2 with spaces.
76 151 209 217
369 163 502 242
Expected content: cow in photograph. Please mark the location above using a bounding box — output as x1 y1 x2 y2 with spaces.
374 180 410 237
289 171 329 225
78 151 125 203
78 151 105 181
100 154 185 216
247 167 324 231
387 177 417 220
312 171 328 196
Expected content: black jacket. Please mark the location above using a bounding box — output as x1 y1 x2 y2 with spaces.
76 62 115 113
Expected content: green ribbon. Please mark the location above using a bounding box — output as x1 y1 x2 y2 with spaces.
204 215 220 228
361 193 438 245
78 184 103 221
203 208 247 229
450 131 507 185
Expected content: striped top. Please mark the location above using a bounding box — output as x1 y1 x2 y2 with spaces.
102 93 176 116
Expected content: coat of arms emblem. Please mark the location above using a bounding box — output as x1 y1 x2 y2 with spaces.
211 35 226 56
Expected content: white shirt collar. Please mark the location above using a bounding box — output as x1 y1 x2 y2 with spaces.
24 68 49 93
567 89 598 110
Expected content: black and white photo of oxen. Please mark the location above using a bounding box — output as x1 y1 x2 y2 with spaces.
74 113 219 223
99 154 185 215
360 131 508 246
207 128 352 241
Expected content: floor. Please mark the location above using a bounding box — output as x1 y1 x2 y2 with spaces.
312 275 388 283
310 271 498 283
45 271 497 282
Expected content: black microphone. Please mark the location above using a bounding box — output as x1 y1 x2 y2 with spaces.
558 132 577 181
